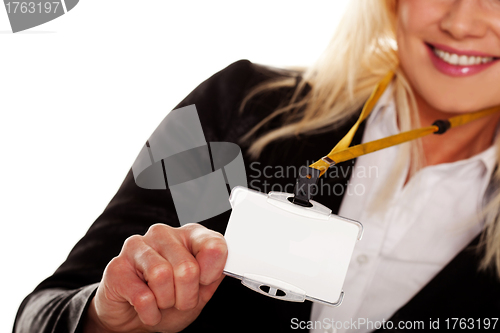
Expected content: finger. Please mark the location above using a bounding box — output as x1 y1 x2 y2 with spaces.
145 225 200 311
184 224 228 286
169 248 200 311
199 274 225 305
108 256 162 327
127 241 175 310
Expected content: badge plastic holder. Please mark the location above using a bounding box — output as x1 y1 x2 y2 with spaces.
223 184 363 307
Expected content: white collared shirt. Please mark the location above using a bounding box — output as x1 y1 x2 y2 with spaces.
310 85 497 333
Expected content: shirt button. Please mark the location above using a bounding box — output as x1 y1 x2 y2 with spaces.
357 254 369 265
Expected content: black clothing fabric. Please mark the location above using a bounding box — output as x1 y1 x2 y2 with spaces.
13 60 500 333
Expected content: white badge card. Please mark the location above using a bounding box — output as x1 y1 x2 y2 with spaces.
223 186 363 306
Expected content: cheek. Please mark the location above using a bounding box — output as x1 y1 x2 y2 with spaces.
396 0 442 66
396 0 432 38
396 1 423 70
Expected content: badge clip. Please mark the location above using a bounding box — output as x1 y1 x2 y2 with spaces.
290 166 321 207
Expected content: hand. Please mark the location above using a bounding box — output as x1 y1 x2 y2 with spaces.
83 223 228 333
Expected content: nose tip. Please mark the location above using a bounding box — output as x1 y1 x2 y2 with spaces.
440 1 488 40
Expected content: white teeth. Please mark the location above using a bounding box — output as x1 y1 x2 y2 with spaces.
449 53 459 65
433 47 495 65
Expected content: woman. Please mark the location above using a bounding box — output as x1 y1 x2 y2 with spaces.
14 0 500 332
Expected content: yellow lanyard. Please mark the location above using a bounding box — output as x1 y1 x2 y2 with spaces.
308 71 500 177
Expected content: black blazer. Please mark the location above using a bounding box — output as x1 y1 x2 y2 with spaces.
13 60 500 333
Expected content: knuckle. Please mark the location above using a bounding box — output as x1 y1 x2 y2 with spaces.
175 260 199 283
209 229 224 238
105 256 126 274
148 264 172 282
146 223 169 239
132 291 155 309
204 237 228 258
181 222 204 233
123 234 143 251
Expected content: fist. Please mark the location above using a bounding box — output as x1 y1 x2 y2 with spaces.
83 223 228 333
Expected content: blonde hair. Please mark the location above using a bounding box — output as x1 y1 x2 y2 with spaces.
239 0 500 278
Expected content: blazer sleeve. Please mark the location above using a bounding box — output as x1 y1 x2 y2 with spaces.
12 59 278 333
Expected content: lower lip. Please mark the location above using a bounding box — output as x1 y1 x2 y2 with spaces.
426 44 498 77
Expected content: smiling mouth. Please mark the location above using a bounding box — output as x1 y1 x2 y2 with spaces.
427 43 499 66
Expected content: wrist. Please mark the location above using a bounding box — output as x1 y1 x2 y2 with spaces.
82 297 113 333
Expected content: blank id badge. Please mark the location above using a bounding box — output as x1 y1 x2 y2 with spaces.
223 186 363 307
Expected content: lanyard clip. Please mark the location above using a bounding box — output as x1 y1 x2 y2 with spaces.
321 156 336 167
289 166 320 207
432 119 451 134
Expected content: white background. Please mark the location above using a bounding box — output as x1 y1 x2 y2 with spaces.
0 1 349 330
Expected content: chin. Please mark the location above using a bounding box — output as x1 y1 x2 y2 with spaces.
410 74 495 114
422 93 492 114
